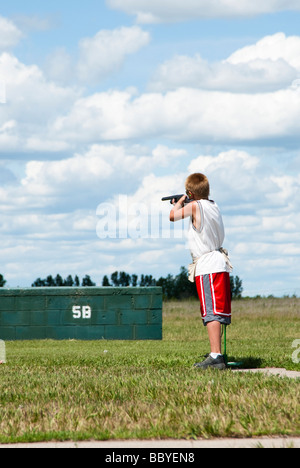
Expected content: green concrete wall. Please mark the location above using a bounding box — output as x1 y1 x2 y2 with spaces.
0 287 162 340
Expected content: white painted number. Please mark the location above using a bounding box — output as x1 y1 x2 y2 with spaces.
72 305 92 319
82 306 92 319
72 306 81 318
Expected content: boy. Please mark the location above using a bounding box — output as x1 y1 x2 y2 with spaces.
170 173 232 370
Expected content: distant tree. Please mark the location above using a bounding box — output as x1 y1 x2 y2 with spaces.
110 271 131 287
175 266 197 299
131 274 138 287
55 274 64 287
31 277 46 287
32 268 243 300
140 274 156 287
230 275 243 299
119 271 131 286
82 275 96 287
111 271 120 286
102 275 111 286
140 274 146 286
31 274 96 288
156 274 176 300
64 275 74 287
109 271 159 288
0 274 7 287
74 275 80 287
45 275 55 287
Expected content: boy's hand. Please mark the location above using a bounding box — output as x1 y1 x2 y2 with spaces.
172 195 187 207
175 195 186 208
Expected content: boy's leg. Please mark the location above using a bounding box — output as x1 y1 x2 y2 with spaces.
194 320 225 368
206 320 221 354
194 273 231 370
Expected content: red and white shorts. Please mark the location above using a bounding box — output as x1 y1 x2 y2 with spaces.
195 272 231 326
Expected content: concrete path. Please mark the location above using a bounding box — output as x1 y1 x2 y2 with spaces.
0 437 299 448
231 367 300 379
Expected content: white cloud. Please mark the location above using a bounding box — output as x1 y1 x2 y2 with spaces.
0 16 23 49
188 150 269 213
150 53 296 93
44 47 75 84
0 143 187 245
0 52 78 115
18 144 185 206
21 146 115 198
53 86 300 145
45 33 300 151
227 32 300 71
77 26 150 84
0 52 80 152
107 0 300 23
12 14 56 33
188 150 300 216
2 33 300 156
0 237 110 286
267 174 300 206
150 33 300 93
45 26 150 86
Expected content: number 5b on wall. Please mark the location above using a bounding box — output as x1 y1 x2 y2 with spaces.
72 305 92 319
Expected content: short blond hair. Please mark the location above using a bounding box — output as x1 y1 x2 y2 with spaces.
185 173 210 199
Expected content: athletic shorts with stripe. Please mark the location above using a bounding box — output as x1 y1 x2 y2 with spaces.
195 272 231 326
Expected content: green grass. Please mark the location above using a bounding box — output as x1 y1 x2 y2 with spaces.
0 297 299 443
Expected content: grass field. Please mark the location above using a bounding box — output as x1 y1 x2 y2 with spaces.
0 297 299 443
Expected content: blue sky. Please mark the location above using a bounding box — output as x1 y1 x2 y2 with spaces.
0 0 300 296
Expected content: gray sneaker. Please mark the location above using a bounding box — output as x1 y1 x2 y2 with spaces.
194 354 226 370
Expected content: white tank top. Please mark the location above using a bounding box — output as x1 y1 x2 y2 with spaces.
187 200 230 276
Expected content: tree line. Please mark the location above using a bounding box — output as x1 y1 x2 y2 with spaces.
0 269 243 300
31 274 96 288
102 267 243 300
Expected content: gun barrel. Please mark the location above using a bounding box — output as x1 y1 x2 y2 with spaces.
161 194 192 204
161 194 184 202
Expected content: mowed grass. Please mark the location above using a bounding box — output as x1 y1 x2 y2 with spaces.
0 297 299 443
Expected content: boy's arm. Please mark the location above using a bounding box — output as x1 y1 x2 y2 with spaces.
170 195 195 222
